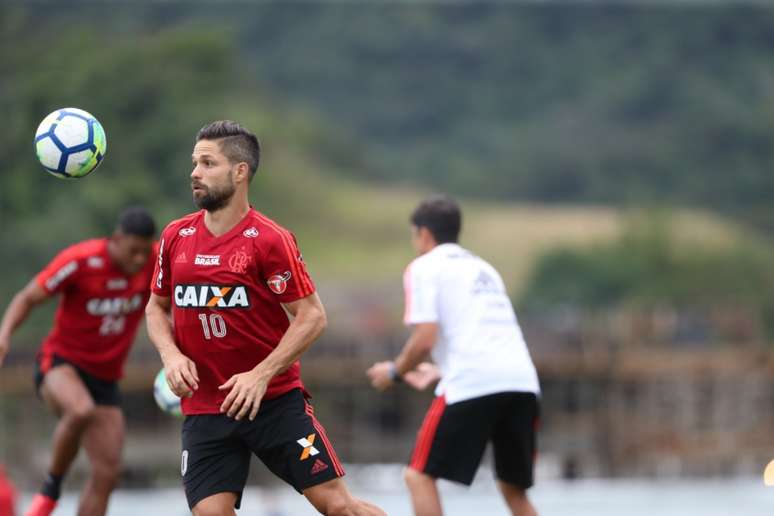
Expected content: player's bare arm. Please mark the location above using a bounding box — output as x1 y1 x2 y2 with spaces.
367 322 438 391
219 291 327 421
0 279 50 366
145 293 199 397
403 362 442 391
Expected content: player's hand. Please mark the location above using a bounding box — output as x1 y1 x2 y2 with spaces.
403 362 442 391
367 361 395 391
0 336 10 367
163 352 199 398
218 369 269 421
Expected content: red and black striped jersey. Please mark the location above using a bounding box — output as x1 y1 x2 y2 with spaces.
152 208 315 415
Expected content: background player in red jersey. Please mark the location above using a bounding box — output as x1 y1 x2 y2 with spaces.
145 120 384 516
0 207 157 516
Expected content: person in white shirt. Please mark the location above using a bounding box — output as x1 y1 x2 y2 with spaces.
367 195 540 516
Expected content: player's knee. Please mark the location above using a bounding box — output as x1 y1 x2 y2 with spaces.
403 467 432 489
193 507 225 516
192 494 237 516
64 401 96 427
499 481 526 499
319 497 358 516
192 503 231 516
91 462 121 491
505 489 528 507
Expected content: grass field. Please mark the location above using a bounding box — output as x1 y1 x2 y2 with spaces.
265 165 758 297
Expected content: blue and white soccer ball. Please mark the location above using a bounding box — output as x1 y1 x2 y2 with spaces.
153 368 182 417
34 107 106 179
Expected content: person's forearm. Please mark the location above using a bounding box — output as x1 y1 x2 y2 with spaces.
394 335 433 377
254 308 326 379
145 305 182 363
394 325 437 377
0 292 36 341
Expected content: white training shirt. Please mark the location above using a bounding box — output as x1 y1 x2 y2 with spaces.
403 243 540 404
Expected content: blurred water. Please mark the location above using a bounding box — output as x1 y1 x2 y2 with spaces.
18 475 774 516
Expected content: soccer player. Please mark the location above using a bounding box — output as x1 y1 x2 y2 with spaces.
367 196 541 516
0 207 157 516
145 120 385 516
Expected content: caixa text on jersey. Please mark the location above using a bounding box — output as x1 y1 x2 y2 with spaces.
174 285 250 308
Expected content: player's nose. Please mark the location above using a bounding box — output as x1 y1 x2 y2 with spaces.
190 165 203 180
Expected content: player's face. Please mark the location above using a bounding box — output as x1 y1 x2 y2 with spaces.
110 233 154 275
411 225 425 255
191 140 237 212
411 225 436 255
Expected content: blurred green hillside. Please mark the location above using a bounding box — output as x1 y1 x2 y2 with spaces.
220 4 774 229
8 3 774 228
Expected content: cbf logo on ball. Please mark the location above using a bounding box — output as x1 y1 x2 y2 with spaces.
34 107 107 179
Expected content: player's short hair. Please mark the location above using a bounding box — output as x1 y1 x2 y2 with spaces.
196 120 261 181
116 206 156 238
410 195 462 244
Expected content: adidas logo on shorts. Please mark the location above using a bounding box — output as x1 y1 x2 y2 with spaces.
311 459 329 475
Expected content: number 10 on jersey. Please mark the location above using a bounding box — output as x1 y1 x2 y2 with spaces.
198 313 227 339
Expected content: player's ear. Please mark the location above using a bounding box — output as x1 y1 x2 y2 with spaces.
234 162 250 184
418 226 433 243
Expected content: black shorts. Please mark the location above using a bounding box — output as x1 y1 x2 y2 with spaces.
409 391 539 488
34 353 121 406
181 388 345 510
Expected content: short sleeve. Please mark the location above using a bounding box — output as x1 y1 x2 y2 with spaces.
403 259 439 325
151 226 174 297
36 246 81 295
262 230 315 303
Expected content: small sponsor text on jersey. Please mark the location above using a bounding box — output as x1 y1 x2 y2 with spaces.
45 261 78 291
194 254 220 266
86 293 144 316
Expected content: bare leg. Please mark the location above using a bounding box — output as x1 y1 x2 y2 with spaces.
403 468 442 516
77 406 124 516
497 481 537 516
40 365 96 478
303 477 386 516
192 492 238 516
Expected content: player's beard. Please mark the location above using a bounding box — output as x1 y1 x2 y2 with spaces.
192 175 236 212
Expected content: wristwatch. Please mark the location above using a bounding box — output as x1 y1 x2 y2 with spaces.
388 362 403 383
